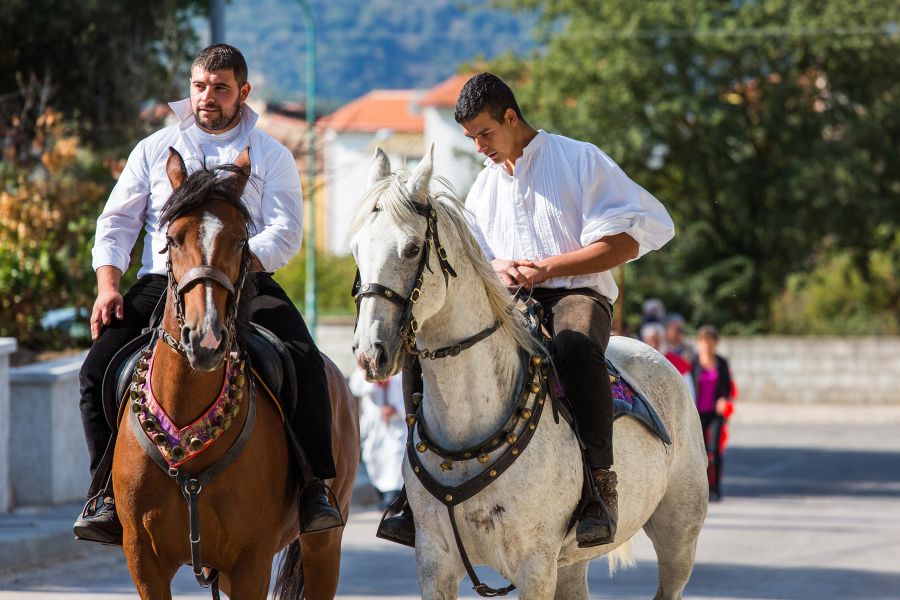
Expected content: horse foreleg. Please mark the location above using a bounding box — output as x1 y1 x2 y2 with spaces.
219 552 273 600
300 529 343 600
554 561 589 600
122 537 178 600
416 537 464 600
513 552 559 599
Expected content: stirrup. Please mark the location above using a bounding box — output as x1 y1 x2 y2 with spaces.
375 487 416 548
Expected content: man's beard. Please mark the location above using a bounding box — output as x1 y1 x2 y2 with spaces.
194 99 241 132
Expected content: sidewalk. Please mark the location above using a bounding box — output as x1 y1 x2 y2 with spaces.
0 472 381 575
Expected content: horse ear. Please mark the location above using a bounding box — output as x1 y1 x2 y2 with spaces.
407 143 434 203
166 147 187 190
231 146 251 197
368 147 391 189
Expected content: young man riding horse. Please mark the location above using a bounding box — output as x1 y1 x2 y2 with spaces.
379 73 675 548
74 44 341 544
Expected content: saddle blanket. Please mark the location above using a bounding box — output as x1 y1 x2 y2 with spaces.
607 359 672 445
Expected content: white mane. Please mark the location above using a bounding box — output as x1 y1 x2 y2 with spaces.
350 171 537 354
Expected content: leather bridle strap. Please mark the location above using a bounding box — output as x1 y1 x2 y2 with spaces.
176 266 236 296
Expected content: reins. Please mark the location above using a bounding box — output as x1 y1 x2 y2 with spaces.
353 197 551 597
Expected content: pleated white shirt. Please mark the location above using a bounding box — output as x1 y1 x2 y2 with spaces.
91 99 303 276
465 130 674 303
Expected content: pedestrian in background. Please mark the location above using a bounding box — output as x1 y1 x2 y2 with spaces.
349 370 405 510
666 313 695 363
691 325 734 501
641 321 694 400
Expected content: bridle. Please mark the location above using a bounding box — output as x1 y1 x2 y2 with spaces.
351 200 502 360
159 228 251 356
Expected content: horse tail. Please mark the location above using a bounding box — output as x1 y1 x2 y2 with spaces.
273 539 304 599
606 538 636 576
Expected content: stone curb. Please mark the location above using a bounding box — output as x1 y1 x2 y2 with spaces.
0 477 380 574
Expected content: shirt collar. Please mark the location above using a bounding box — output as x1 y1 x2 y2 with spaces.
483 129 547 168
167 98 259 132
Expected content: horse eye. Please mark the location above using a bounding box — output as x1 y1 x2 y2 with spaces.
403 242 421 259
166 235 178 249
237 238 247 249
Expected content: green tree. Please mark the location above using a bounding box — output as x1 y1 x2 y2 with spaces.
491 0 900 332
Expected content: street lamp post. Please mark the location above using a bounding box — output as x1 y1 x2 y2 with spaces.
296 0 318 338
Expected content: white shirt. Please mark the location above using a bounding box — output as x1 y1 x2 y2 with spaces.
91 99 303 276
465 130 674 303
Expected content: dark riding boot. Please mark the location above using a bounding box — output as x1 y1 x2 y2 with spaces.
299 480 343 534
576 468 618 548
73 495 123 546
375 487 416 547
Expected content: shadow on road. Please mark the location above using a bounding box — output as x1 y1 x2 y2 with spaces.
723 446 900 498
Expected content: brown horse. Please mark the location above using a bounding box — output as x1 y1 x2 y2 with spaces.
111 148 358 600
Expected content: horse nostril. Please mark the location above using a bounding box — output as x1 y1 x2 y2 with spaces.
181 326 192 344
374 342 387 369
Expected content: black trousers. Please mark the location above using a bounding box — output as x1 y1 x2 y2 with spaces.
531 287 614 469
699 411 724 493
78 273 336 486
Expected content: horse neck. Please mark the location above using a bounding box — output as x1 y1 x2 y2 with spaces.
417 261 522 449
152 310 226 426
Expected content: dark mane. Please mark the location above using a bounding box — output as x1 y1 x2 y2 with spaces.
159 163 255 232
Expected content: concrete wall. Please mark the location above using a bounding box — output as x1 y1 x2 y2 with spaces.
315 322 900 405
9 353 89 507
719 336 900 404
0 338 17 512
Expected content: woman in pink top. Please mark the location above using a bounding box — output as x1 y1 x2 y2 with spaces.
690 325 734 501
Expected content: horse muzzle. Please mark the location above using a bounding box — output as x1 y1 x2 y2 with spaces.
182 324 229 371
353 337 403 382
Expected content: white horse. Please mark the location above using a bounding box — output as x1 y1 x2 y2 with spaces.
350 147 708 600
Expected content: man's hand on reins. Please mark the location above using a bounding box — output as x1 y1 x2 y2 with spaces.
491 258 538 288
91 266 124 340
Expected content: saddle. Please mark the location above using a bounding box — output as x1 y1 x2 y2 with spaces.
516 294 671 446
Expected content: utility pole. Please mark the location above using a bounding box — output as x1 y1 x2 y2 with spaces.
209 0 226 43
296 0 318 338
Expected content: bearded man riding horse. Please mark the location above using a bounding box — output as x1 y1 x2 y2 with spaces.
75 44 343 553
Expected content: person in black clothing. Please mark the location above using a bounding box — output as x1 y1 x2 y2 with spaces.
691 325 733 501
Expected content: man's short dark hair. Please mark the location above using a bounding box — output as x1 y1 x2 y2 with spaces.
454 73 524 125
192 44 248 86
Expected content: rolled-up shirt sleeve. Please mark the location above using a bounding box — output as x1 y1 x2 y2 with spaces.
248 146 303 272
91 143 150 273
579 146 674 258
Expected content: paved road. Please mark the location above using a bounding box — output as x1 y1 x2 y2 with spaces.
1 418 899 599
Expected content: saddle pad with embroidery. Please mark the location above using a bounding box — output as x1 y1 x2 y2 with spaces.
607 358 672 445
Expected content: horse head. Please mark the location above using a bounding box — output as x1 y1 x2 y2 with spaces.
160 147 252 371
349 145 455 380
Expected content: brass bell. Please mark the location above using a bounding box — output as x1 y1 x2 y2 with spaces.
531 355 543 367
445 494 453 502
405 414 417 426
519 408 533 420
489 469 498 477
221 417 232 431
506 433 518 445
142 417 157 432
231 388 243 402
511 448 519 456
153 432 167 445
412 392 423 406
530 383 541 394
141 348 152 358
440 460 453 471
130 387 143 400
189 437 203 451
170 446 185 460
478 453 490 464
131 401 144 414
229 405 240 418
416 442 427 453
208 426 222 439
132 373 146 385
234 374 246 388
